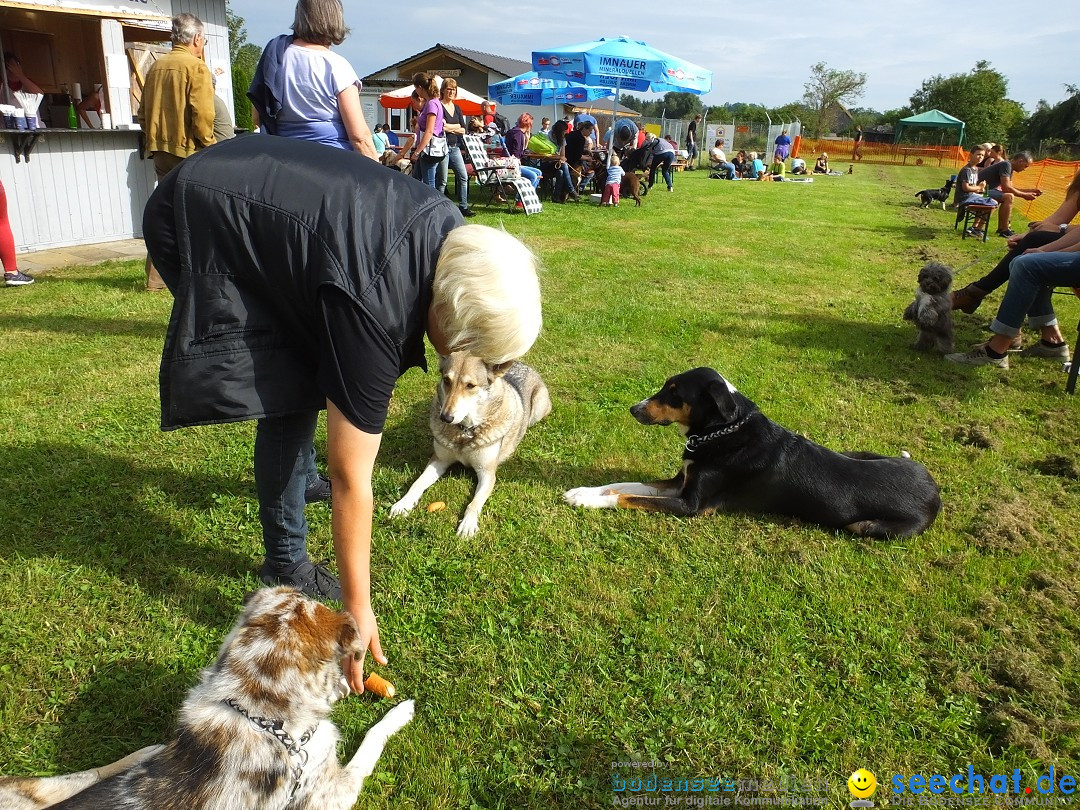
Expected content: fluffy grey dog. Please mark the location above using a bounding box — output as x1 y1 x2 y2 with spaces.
903 262 955 353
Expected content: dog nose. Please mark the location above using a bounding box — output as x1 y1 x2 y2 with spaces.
440 411 455 423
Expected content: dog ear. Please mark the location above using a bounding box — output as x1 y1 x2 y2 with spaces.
337 613 364 660
488 360 515 381
707 379 740 421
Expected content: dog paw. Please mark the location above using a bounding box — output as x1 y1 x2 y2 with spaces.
389 498 416 517
563 486 619 509
456 513 480 537
380 699 416 736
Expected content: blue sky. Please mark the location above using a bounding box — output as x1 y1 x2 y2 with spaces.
226 1 1077 115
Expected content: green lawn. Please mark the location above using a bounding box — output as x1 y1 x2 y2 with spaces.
1 163 1077 808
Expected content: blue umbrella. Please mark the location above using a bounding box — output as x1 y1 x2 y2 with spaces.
532 36 712 95
488 71 615 130
532 37 712 165
488 71 614 107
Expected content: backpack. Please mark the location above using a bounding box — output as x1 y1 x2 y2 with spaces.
492 112 510 134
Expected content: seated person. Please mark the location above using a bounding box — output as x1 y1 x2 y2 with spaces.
761 155 786 181
978 151 1042 237
747 151 764 180
709 140 737 180
548 120 580 202
789 157 807 175
732 150 749 178
955 145 991 236
813 153 830 174
503 113 542 188
952 167 1080 315
565 120 596 193
946 241 1078 369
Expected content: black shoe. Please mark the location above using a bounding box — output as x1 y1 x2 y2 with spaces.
304 474 331 503
460 207 476 218
997 228 1016 237
259 558 341 601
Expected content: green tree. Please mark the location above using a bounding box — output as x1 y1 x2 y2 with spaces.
907 61 1025 148
801 62 867 138
226 2 261 130
1012 85 1080 156
661 92 704 121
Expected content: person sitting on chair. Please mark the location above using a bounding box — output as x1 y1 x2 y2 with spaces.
709 140 737 180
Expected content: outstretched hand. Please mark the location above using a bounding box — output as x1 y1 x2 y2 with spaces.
343 603 386 694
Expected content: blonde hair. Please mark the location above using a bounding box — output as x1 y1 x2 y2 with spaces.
432 225 542 364
440 77 458 100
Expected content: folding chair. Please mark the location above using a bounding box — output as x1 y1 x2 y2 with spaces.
955 200 996 242
462 135 542 215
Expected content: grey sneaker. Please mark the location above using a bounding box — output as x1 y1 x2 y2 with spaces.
1020 341 1071 360
945 345 1009 368
304 473 332 503
4 270 34 286
260 558 341 601
972 335 1023 352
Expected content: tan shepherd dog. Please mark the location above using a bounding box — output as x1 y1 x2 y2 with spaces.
391 351 551 536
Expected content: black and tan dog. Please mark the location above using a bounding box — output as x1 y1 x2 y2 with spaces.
564 368 941 538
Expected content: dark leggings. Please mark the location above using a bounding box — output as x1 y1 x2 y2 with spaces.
970 230 1062 294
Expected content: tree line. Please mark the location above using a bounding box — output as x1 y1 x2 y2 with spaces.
618 62 1078 158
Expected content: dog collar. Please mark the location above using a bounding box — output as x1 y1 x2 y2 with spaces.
685 414 752 453
224 697 318 797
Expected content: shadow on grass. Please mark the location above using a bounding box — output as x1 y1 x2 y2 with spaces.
713 310 992 399
0 312 166 339
1 443 254 626
51 658 190 772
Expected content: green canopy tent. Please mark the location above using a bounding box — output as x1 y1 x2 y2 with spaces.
893 109 966 148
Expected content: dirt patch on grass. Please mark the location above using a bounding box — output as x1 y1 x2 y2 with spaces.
965 495 1044 552
1031 454 1080 479
953 423 998 450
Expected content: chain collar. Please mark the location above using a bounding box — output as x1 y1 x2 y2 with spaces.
684 414 752 453
224 697 317 798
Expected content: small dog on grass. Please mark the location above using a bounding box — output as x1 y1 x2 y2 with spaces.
903 262 955 353
915 177 956 209
391 351 551 537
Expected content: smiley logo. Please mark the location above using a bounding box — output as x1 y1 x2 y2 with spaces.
848 769 877 799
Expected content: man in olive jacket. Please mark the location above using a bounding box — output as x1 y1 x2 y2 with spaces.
138 12 215 289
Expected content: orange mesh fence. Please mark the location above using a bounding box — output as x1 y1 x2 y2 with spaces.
1020 160 1079 223
797 138 967 168
796 139 1079 224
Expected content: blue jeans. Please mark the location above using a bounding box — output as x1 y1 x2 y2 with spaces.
441 146 469 209
718 161 737 179
418 153 445 189
254 410 321 569
519 165 541 187
990 252 1080 336
649 152 675 190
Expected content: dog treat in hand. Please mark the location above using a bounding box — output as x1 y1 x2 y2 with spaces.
364 672 397 699
426 501 446 512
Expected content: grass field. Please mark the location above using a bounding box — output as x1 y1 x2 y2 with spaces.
1 163 1078 808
